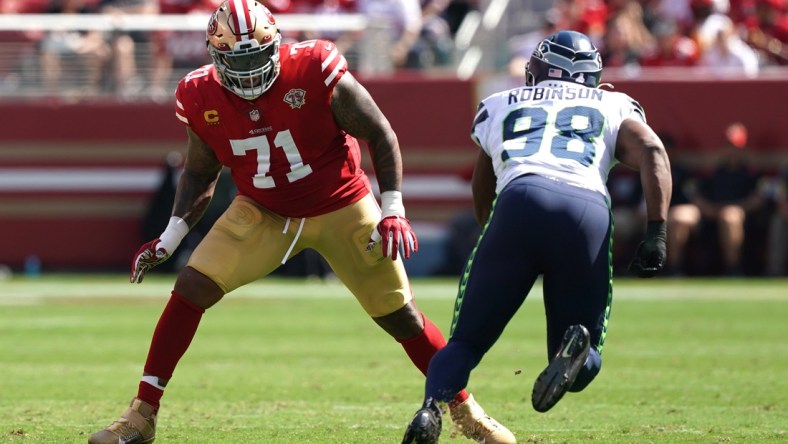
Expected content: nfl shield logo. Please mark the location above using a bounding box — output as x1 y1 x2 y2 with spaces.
249 109 260 122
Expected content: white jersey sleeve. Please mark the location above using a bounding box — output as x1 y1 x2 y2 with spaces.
471 81 646 200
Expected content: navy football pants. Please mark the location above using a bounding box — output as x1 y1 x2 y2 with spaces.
426 174 613 401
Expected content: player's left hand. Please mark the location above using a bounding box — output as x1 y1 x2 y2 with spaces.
369 215 418 261
629 221 667 278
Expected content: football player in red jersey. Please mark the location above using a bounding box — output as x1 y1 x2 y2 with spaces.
88 1 514 443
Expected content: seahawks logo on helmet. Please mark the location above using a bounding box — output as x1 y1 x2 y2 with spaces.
525 30 603 88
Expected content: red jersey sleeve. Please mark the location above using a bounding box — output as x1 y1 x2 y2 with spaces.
319 40 348 89
295 39 348 91
174 64 214 128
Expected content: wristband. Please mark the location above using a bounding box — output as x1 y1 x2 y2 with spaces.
380 190 406 218
158 216 190 252
646 221 667 240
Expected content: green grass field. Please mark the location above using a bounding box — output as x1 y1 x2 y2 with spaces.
2 275 787 443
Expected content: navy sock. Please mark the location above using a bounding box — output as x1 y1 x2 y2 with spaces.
569 347 602 392
425 341 482 402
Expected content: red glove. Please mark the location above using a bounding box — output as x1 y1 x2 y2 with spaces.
131 216 189 283
372 215 418 261
130 238 171 283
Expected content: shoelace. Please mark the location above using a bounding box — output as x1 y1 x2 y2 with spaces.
118 429 143 443
451 410 502 441
107 417 145 443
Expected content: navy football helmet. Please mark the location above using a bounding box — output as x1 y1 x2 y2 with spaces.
525 30 603 88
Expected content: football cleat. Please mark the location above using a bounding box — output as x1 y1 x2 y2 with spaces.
402 398 442 444
531 324 590 413
88 397 157 444
449 393 516 443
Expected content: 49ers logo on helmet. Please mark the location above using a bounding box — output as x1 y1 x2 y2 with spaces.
207 11 219 35
263 6 276 25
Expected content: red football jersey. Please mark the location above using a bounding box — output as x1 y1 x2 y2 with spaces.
174 39 372 218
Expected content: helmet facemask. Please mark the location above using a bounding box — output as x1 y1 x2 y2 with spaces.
208 33 281 100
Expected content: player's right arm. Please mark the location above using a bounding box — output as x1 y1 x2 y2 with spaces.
130 127 222 283
471 150 496 227
172 128 223 226
615 118 672 277
470 102 497 227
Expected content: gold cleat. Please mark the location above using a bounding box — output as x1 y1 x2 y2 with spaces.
88 397 156 444
449 394 516 443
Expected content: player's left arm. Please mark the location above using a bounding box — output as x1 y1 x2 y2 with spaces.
330 72 417 259
615 118 671 223
616 117 672 277
331 71 401 193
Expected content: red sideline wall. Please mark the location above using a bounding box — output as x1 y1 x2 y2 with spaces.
1 77 786 271
609 78 787 154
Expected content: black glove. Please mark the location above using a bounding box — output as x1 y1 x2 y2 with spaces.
629 221 667 278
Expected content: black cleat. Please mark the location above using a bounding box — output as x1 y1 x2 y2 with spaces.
531 324 591 413
402 398 442 444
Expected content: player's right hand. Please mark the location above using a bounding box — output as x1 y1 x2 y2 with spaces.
130 238 171 283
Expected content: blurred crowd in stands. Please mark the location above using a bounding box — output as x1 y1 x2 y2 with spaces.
0 0 786 98
508 0 787 79
0 0 462 98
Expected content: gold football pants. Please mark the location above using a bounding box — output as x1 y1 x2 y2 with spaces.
187 192 412 317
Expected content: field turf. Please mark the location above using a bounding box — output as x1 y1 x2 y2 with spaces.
1 275 786 443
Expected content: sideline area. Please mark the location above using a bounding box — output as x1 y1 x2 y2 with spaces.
2 274 787 302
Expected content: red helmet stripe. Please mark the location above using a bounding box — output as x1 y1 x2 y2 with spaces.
229 0 254 42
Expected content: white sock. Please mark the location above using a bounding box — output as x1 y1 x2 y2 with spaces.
141 375 166 390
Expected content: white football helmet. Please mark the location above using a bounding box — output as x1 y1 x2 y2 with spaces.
206 0 281 100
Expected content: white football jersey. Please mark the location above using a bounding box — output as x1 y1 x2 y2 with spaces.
471 80 646 200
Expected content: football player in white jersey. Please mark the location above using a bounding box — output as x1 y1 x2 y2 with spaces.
403 30 672 443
